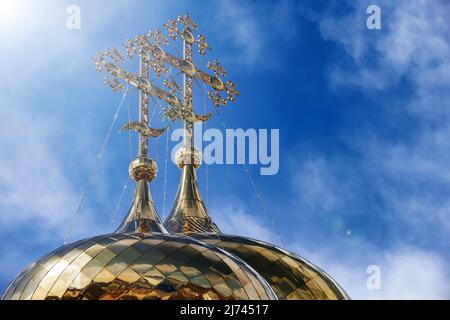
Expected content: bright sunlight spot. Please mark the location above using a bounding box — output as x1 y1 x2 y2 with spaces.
0 0 27 29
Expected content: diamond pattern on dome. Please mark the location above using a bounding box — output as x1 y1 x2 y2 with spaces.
2 233 276 300
194 234 349 300
165 216 221 234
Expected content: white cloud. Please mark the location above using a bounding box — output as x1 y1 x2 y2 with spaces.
211 204 279 245
281 146 450 299
0 102 76 227
213 0 299 68
211 202 450 299
293 158 343 213
0 96 107 242
0 1 139 290
308 0 450 237
0 0 140 93
318 0 450 92
279 0 450 299
319 246 450 300
0 0 137 236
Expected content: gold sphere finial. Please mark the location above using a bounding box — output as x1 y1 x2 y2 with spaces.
175 146 202 169
129 157 158 181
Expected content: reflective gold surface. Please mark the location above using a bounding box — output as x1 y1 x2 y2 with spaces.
116 180 166 234
175 146 202 169
165 165 220 234
1 12 350 301
194 234 349 300
128 157 158 181
2 233 277 300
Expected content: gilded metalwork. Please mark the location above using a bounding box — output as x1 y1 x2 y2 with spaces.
164 76 182 95
165 164 220 234
121 122 167 139
116 180 165 233
93 29 174 235
160 15 349 300
194 234 349 300
95 15 237 123
2 13 350 302
175 146 202 169
2 234 277 300
157 14 239 233
128 157 158 182
156 13 350 297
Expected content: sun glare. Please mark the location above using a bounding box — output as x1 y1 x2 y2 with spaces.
0 0 26 28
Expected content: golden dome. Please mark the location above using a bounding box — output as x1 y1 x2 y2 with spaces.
2 233 277 300
194 234 349 300
164 162 349 300
142 137 349 300
1 165 278 300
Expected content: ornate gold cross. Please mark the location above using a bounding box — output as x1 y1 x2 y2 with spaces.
94 13 239 155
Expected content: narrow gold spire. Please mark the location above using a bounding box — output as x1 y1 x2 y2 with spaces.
116 55 167 234
94 14 237 235
163 22 220 234
116 157 166 233
164 148 220 234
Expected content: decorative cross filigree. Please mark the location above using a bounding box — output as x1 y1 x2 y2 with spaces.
164 75 182 94
195 34 210 55
177 14 198 31
208 60 226 77
94 13 239 153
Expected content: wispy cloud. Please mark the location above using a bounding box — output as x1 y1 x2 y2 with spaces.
315 245 450 300
0 0 138 291
212 0 300 68
210 201 449 299
318 1 450 91
211 204 279 244
309 0 450 239
281 0 450 298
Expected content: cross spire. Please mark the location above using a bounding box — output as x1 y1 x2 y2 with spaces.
94 13 238 234
94 42 167 234
159 14 238 234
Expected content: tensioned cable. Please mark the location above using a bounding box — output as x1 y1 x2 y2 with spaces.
127 94 135 161
161 126 171 220
108 58 137 230
153 50 227 251
148 100 158 200
153 134 160 202
189 79 227 248
109 177 130 228
196 81 285 247
109 51 143 227
147 88 170 204
64 85 129 244
109 94 135 229
218 108 284 247
201 76 210 206
150 46 227 249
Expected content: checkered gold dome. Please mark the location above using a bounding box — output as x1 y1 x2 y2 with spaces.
1 171 278 300
163 159 349 300
194 234 349 300
2 233 276 300
1 160 349 300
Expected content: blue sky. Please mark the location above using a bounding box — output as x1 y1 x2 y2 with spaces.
0 0 449 299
